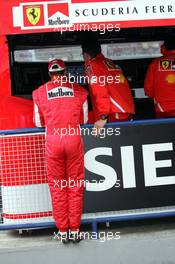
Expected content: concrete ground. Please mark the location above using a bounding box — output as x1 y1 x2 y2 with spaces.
0 218 175 264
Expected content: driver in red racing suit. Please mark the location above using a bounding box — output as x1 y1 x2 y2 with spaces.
32 59 88 243
144 39 175 118
81 41 135 133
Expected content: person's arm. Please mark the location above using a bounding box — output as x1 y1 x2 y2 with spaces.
32 90 45 128
144 60 157 99
85 63 110 120
79 87 88 124
79 96 88 125
82 98 88 124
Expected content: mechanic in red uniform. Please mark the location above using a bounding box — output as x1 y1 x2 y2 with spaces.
32 59 88 243
81 41 135 133
144 39 175 118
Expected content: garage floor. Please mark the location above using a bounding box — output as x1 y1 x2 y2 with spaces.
0 218 175 264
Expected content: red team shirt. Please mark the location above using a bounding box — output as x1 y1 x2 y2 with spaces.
144 50 175 118
84 53 135 122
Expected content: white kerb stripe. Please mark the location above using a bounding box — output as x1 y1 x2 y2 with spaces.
34 103 42 127
83 100 88 124
110 96 125 113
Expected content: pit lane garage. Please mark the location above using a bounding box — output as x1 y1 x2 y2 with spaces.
0 24 175 231
7 26 175 120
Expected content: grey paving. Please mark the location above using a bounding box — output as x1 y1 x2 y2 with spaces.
0 219 175 264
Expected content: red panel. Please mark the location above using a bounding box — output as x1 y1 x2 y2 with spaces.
119 18 175 28
0 134 47 186
71 0 129 2
46 18 175 31
78 19 175 29
0 35 11 96
0 1 175 34
4 18 174 35
0 96 35 130
3 211 52 219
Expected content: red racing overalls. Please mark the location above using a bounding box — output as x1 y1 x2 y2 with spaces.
33 77 88 232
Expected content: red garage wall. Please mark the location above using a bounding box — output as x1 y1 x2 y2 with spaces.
0 35 11 97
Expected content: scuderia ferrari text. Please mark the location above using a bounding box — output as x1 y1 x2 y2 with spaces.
75 5 174 17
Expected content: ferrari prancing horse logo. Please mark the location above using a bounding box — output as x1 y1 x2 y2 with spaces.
26 7 41 25
161 60 170 70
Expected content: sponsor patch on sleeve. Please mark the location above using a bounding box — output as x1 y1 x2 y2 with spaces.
103 60 119 71
85 65 93 77
166 74 175 84
159 60 172 71
119 74 126 84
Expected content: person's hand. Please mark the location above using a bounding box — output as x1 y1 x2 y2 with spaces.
93 119 107 137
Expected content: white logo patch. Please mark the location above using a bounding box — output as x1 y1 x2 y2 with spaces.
47 86 74 99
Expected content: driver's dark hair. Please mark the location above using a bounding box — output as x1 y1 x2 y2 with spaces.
49 70 65 76
164 38 175 51
81 41 101 58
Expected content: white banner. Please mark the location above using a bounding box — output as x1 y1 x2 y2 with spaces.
13 0 175 30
